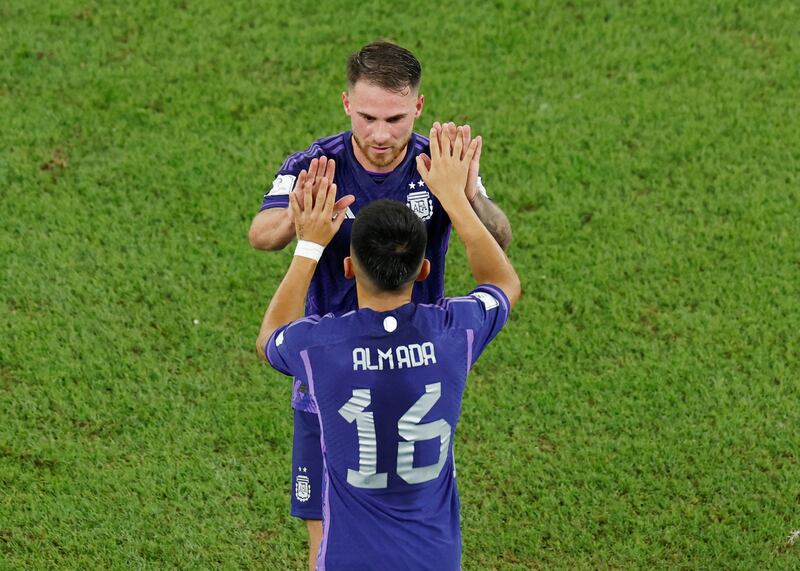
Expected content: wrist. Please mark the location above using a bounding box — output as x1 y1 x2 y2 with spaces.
446 198 480 228
294 240 325 262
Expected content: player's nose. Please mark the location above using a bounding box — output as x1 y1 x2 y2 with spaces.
372 123 391 144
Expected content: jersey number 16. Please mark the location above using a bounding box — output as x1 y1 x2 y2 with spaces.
338 382 451 489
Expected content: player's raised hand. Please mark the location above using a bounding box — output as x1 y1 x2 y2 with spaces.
442 122 482 201
290 157 325 216
287 156 338 222
419 122 482 202
416 126 478 209
290 176 346 247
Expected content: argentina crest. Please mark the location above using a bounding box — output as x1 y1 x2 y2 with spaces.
406 185 433 221
295 467 311 502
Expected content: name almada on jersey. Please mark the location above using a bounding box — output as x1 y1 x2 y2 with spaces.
353 342 436 371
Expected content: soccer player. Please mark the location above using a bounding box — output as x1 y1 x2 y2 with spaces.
257 127 521 570
248 40 513 567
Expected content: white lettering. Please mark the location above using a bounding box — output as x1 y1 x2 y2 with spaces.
422 342 436 365
353 348 368 371
409 344 421 367
351 342 437 371
378 348 394 370
396 345 411 369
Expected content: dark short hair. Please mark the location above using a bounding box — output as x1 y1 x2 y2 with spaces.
351 200 427 291
347 40 422 92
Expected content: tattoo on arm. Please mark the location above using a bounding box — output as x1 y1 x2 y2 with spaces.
472 195 512 251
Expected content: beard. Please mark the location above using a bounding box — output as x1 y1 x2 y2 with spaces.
352 131 412 169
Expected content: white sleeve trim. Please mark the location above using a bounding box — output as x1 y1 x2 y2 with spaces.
476 176 489 198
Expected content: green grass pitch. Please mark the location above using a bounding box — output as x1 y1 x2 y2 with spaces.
2 0 799 568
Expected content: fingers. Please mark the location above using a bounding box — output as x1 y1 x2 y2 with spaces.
294 169 308 200
332 194 354 230
289 169 308 222
453 126 464 159
332 208 347 233
416 156 431 188
432 122 444 146
313 177 330 214
313 157 328 200
472 135 482 166
461 125 471 160
312 156 333 181
333 194 356 214
307 158 319 183
306 156 334 201
295 169 308 191
446 122 457 149
324 180 337 215
429 127 441 160
427 123 479 165
303 173 313 213
316 156 327 182
324 158 335 181
302 170 315 208
290 191 302 222
465 135 480 164
440 125 452 157
418 152 432 171
293 158 344 243
311 178 337 224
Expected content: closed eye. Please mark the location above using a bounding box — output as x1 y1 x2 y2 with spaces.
358 113 407 123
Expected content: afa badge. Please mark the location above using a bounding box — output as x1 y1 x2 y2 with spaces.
406 190 433 221
295 473 311 502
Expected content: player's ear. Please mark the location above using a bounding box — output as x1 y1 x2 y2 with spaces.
414 259 431 282
414 94 424 118
343 256 355 279
342 91 352 116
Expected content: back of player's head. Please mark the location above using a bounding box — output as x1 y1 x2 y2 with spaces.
351 199 427 292
347 40 422 93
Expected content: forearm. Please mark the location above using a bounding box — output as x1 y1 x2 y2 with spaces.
256 256 316 359
248 209 296 251
418 126 519 304
470 194 512 251
448 201 520 305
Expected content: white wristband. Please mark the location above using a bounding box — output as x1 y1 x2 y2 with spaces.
294 240 324 261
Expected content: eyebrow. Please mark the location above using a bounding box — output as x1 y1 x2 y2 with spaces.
358 112 407 122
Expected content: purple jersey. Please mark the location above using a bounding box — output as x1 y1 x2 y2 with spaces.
266 285 510 571
261 131 453 412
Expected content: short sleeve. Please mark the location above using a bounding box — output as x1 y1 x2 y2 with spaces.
265 316 321 377
442 284 510 366
260 173 297 211
259 146 323 212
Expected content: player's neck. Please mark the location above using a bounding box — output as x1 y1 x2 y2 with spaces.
356 282 413 312
351 135 408 174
